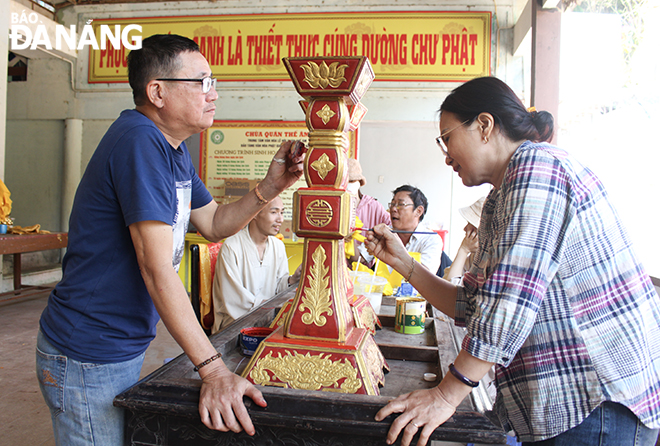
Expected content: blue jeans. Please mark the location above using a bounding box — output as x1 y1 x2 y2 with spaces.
522 401 659 446
36 330 145 446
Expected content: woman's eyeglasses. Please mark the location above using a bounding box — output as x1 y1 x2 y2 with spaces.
436 119 470 156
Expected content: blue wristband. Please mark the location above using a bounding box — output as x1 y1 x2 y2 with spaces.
449 363 479 388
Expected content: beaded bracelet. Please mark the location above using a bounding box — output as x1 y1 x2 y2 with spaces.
193 352 223 372
254 183 268 205
406 256 415 282
448 363 479 388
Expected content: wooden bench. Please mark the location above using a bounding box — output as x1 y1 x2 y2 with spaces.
0 232 68 295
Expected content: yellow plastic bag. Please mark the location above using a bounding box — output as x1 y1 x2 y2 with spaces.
387 252 421 288
198 244 213 330
350 260 397 296
352 251 421 292
9 224 50 234
344 216 366 258
0 179 12 224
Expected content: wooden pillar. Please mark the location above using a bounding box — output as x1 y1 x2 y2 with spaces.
62 118 83 232
531 0 561 143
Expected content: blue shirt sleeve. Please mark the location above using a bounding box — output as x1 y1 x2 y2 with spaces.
110 126 178 227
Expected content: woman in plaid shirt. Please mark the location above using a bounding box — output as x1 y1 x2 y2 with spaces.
367 77 660 446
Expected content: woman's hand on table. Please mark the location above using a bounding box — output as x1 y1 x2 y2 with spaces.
375 386 457 446
198 363 267 435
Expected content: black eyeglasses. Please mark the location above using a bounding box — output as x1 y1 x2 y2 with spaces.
156 76 217 94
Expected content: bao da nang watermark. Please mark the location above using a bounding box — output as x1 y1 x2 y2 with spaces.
10 12 142 51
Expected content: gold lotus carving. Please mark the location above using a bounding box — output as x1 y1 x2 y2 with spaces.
299 246 333 326
310 153 335 180
316 104 337 125
249 350 362 393
301 61 348 89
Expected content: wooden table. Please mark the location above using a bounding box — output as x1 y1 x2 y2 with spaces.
0 232 68 294
114 288 506 445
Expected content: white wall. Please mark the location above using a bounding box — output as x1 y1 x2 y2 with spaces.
358 120 492 255
558 11 660 277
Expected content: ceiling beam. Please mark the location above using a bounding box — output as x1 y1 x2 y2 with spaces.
513 0 533 56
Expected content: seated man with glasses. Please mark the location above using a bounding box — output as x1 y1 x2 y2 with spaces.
359 185 443 277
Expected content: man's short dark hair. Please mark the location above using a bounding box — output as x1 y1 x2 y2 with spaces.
392 185 428 221
127 34 200 106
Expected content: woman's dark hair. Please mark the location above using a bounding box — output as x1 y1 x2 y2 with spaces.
440 76 554 143
392 185 428 221
127 34 200 106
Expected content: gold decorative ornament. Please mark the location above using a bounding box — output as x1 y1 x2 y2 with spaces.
365 339 380 365
301 61 348 89
305 199 334 228
316 104 337 125
310 153 336 180
308 131 347 149
359 306 376 332
243 56 386 396
249 350 362 393
365 339 386 385
299 246 333 326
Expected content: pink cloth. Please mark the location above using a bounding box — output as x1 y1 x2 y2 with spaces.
356 194 391 230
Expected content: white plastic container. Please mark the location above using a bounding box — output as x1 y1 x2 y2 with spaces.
357 275 388 314
349 271 371 295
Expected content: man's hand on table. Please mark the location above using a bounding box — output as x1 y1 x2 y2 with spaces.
198 362 267 435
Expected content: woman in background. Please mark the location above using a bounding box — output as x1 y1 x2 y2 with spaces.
442 196 485 284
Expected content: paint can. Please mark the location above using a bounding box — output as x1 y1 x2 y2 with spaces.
239 327 275 356
394 297 426 334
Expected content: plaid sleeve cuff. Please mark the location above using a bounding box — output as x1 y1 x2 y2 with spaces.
454 285 468 327
461 333 514 366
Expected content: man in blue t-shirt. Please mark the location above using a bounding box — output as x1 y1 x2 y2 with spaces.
36 34 305 446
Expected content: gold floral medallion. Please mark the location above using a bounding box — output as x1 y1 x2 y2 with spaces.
316 104 337 125
310 153 336 180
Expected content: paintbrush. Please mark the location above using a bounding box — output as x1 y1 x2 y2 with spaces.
359 228 438 235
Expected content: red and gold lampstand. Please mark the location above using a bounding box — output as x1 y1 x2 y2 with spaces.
241 56 388 395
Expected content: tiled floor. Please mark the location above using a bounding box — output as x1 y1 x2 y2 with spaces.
0 287 182 446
